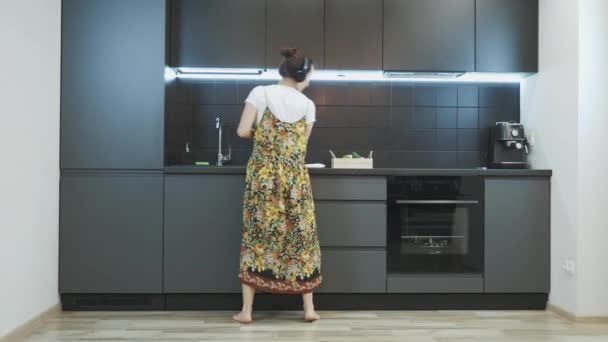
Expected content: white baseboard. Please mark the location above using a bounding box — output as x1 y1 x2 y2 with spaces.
0 304 61 342
548 303 608 323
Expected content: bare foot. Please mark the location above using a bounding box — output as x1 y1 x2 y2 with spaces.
304 310 320 322
232 311 253 324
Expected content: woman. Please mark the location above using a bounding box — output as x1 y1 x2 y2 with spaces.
233 48 322 323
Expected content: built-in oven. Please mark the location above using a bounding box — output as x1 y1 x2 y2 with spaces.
387 176 484 274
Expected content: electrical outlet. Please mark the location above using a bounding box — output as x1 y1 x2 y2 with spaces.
527 131 536 147
562 259 576 276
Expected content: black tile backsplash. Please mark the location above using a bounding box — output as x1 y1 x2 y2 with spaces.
436 107 458 128
410 107 436 129
458 129 480 151
390 85 413 106
165 80 520 168
457 108 479 129
436 86 458 107
457 86 479 107
413 86 436 107
436 130 458 151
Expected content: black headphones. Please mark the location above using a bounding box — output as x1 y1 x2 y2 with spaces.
294 57 311 82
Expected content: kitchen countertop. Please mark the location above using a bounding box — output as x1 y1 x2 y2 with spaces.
165 165 552 177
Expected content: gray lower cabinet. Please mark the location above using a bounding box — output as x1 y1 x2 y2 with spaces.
317 249 386 293
61 0 165 169
59 172 163 293
484 177 550 293
315 201 386 247
387 274 483 293
311 176 387 201
164 175 245 293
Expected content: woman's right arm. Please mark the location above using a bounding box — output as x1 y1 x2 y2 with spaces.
305 123 314 142
236 102 258 139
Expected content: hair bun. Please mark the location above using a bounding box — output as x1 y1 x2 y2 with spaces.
280 47 298 58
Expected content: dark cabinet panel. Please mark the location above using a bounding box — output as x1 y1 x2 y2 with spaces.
325 0 383 69
317 249 386 293
59 172 163 293
171 0 266 68
316 201 386 247
267 0 325 68
61 0 164 169
383 0 475 72
484 178 550 293
476 0 539 72
387 274 483 293
311 176 387 200
164 175 245 293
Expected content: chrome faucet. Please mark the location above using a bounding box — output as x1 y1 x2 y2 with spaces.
216 116 231 166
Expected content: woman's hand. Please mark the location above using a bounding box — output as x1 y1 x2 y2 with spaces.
237 102 258 139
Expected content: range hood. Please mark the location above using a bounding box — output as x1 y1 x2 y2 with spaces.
168 67 527 84
383 71 465 79
176 67 263 76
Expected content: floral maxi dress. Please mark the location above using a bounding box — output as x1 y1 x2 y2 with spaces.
238 94 322 294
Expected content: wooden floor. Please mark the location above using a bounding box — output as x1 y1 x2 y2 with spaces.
20 310 608 342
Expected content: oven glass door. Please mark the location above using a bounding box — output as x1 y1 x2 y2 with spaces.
388 200 483 274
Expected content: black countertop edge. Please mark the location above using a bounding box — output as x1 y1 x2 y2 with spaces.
164 166 552 177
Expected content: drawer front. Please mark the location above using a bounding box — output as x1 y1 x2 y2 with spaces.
317 249 386 293
316 201 386 247
311 176 387 201
387 274 483 293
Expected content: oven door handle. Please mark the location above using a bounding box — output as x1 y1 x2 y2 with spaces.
395 200 479 204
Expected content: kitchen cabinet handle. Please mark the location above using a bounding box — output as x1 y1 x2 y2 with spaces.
395 200 479 205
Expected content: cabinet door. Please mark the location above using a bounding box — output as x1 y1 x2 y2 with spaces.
316 201 386 247
61 0 164 169
317 249 386 293
484 178 550 293
311 176 387 201
383 0 475 72
476 0 539 72
171 0 266 68
325 0 382 70
164 175 245 293
266 0 325 68
59 172 164 293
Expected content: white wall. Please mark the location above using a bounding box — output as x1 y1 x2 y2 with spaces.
0 0 61 337
577 0 608 317
520 0 580 314
523 0 608 317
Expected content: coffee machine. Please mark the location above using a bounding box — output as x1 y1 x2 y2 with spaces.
487 122 529 169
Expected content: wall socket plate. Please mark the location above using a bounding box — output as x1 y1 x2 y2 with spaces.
527 131 536 147
562 259 576 277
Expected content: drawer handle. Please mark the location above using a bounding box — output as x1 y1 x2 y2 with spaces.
395 200 479 205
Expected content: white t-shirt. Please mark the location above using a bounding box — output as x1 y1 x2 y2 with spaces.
245 84 316 125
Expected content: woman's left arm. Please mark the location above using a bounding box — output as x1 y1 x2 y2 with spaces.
237 102 258 139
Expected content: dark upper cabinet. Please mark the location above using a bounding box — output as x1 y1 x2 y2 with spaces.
170 0 266 68
476 0 539 72
325 0 383 70
383 0 475 72
59 172 164 293
61 0 165 170
484 178 550 293
266 0 325 69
